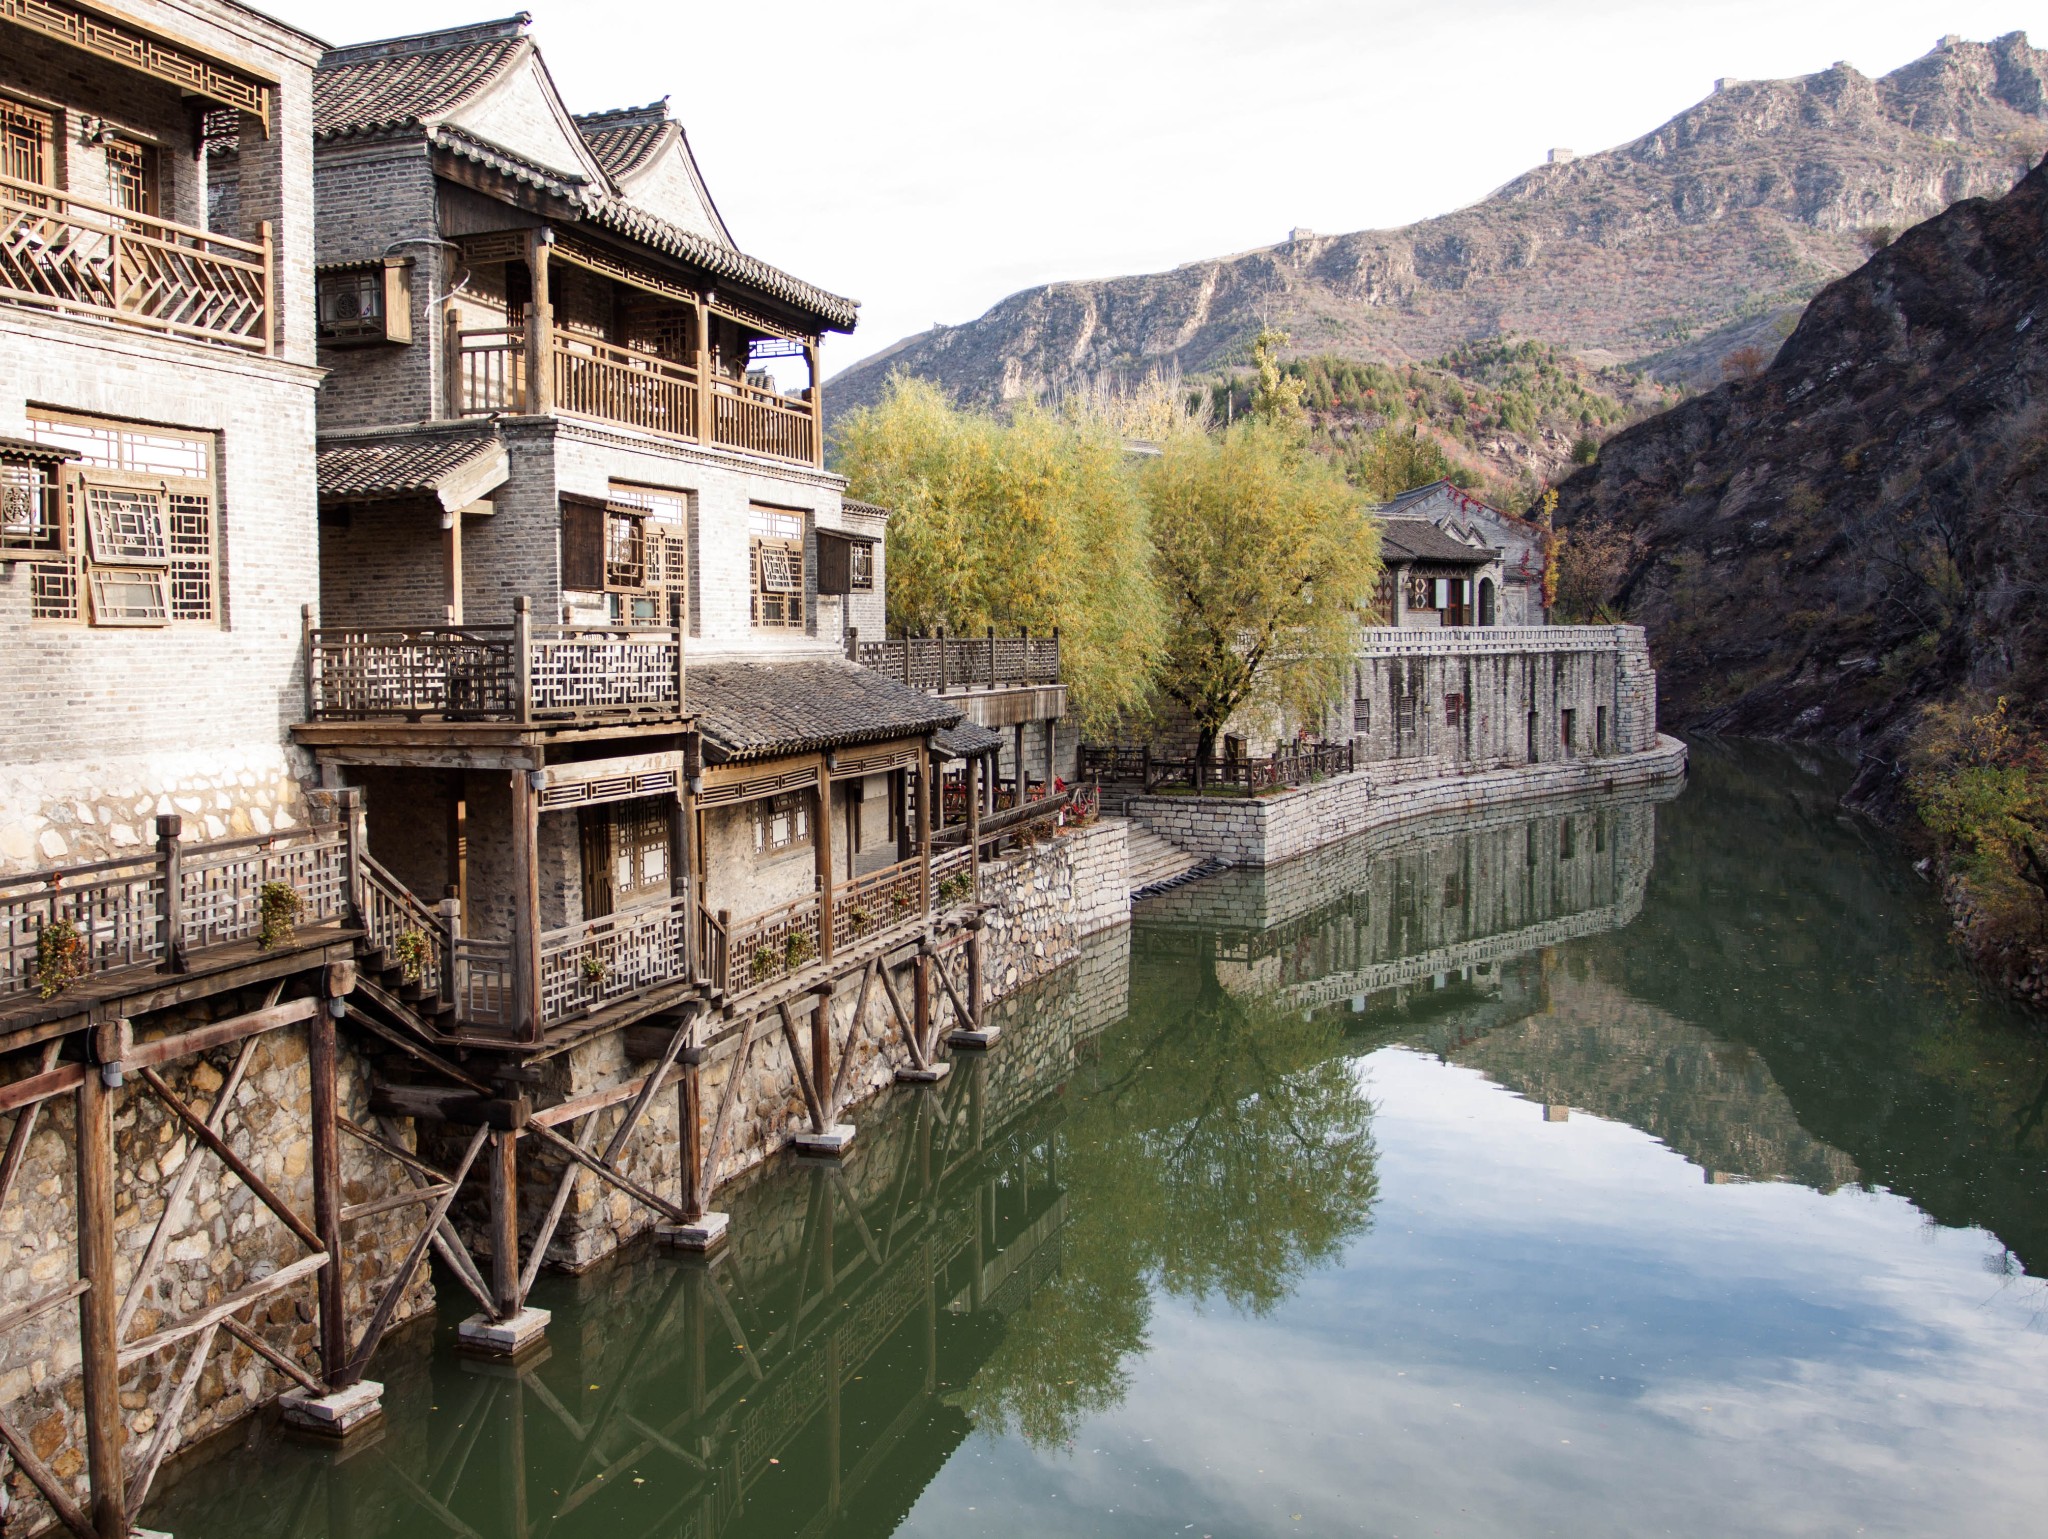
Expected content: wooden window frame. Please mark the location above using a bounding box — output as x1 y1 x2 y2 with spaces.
1 94 54 195
0 462 61 553
104 136 158 218
24 414 217 627
1444 692 1464 729
750 505 806 631
751 791 811 856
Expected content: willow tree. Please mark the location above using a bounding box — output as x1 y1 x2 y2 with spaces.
831 375 1163 734
1144 421 1379 759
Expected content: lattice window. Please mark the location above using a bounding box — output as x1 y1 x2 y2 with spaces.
26 415 216 626
87 566 168 625
751 791 811 854
106 138 157 217
1352 697 1369 734
1 95 52 193
848 540 874 592
750 505 806 631
1444 692 1464 729
605 483 686 626
1 463 58 551
84 483 169 565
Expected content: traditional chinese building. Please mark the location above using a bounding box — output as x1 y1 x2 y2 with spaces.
1377 479 1548 625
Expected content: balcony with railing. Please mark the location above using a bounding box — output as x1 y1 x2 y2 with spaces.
0 172 271 351
300 597 685 729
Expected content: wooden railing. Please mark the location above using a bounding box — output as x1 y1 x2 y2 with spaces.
451 938 515 1030
359 853 447 1001
0 817 355 1011
934 782 1096 856
445 324 819 465
1080 742 1356 792
538 894 693 1025
847 627 1062 694
0 172 270 350
838 857 928 942
452 326 525 415
712 377 815 463
554 336 698 438
723 891 824 995
303 601 684 725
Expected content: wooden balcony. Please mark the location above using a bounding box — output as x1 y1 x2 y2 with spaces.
848 628 1062 695
302 601 685 727
449 325 818 466
0 172 270 351
1 816 357 1032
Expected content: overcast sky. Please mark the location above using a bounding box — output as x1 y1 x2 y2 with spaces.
263 0 2048 378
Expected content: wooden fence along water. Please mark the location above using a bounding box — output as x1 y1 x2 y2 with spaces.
1079 742 1357 793
847 628 1062 694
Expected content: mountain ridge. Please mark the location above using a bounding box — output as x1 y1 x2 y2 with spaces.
828 33 2048 425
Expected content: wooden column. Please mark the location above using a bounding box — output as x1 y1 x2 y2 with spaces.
679 1060 704 1221
1013 724 1027 800
488 1128 519 1319
75 1069 126 1539
1045 718 1058 787
914 743 932 911
968 926 983 1027
815 759 834 961
310 975 348 1384
509 766 542 1039
442 505 464 625
806 342 824 468
512 595 533 724
694 297 714 445
525 229 554 415
966 756 981 903
811 984 832 1122
913 951 930 1060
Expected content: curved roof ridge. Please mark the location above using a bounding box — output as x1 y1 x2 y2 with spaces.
315 29 531 139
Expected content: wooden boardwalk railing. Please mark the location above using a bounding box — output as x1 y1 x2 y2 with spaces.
0 172 271 350
1080 742 1356 792
0 817 355 1013
302 600 684 725
847 627 1062 693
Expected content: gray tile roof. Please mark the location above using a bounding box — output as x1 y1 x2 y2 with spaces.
575 103 669 178
586 199 858 332
1377 517 1500 565
315 23 527 138
0 435 78 467
933 722 1003 760
690 660 962 763
318 432 506 502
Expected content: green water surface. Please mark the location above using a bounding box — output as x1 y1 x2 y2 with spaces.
148 743 2048 1539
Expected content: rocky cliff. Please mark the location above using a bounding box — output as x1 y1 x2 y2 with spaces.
831 34 2048 422
1550 150 2048 808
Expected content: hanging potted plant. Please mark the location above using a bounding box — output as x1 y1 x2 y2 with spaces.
393 928 431 984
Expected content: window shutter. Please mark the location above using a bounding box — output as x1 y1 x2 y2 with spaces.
561 499 605 591
816 531 850 595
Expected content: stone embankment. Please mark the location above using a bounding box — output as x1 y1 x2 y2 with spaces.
1123 736 1688 869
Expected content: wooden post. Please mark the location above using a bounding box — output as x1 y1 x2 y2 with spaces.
525 229 554 415
679 1058 704 1220
442 504 463 625
811 983 832 1121
936 625 948 694
914 741 932 912
815 758 834 961
845 624 858 663
488 1128 519 1318
301 603 319 720
987 625 997 689
155 813 186 974
257 220 273 357
1013 723 1027 801
441 895 465 1023
694 296 714 445
509 767 542 1039
310 975 347 1385
968 926 983 1028
806 341 824 468
967 755 981 903
443 303 463 418
913 952 930 1062
512 596 534 724
336 785 367 929
1051 625 1061 684
76 1070 126 1539
1046 718 1059 788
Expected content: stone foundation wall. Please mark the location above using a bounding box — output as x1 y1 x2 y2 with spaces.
0 986 430 1534
1125 734 1687 868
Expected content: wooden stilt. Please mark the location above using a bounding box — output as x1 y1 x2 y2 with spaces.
913 953 932 1061
679 1058 704 1221
309 996 347 1383
488 1127 519 1318
74 1069 126 1539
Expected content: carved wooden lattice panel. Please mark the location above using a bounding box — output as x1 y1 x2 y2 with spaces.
526 629 680 719
538 896 691 1023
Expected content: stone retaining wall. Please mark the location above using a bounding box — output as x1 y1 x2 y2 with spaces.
1125 734 1687 868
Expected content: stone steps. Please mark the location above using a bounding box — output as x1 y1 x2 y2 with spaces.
1123 825 1211 897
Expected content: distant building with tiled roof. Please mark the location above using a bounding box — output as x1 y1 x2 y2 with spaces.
1377 480 1549 624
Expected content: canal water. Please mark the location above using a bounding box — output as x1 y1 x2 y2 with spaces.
149 743 2048 1539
